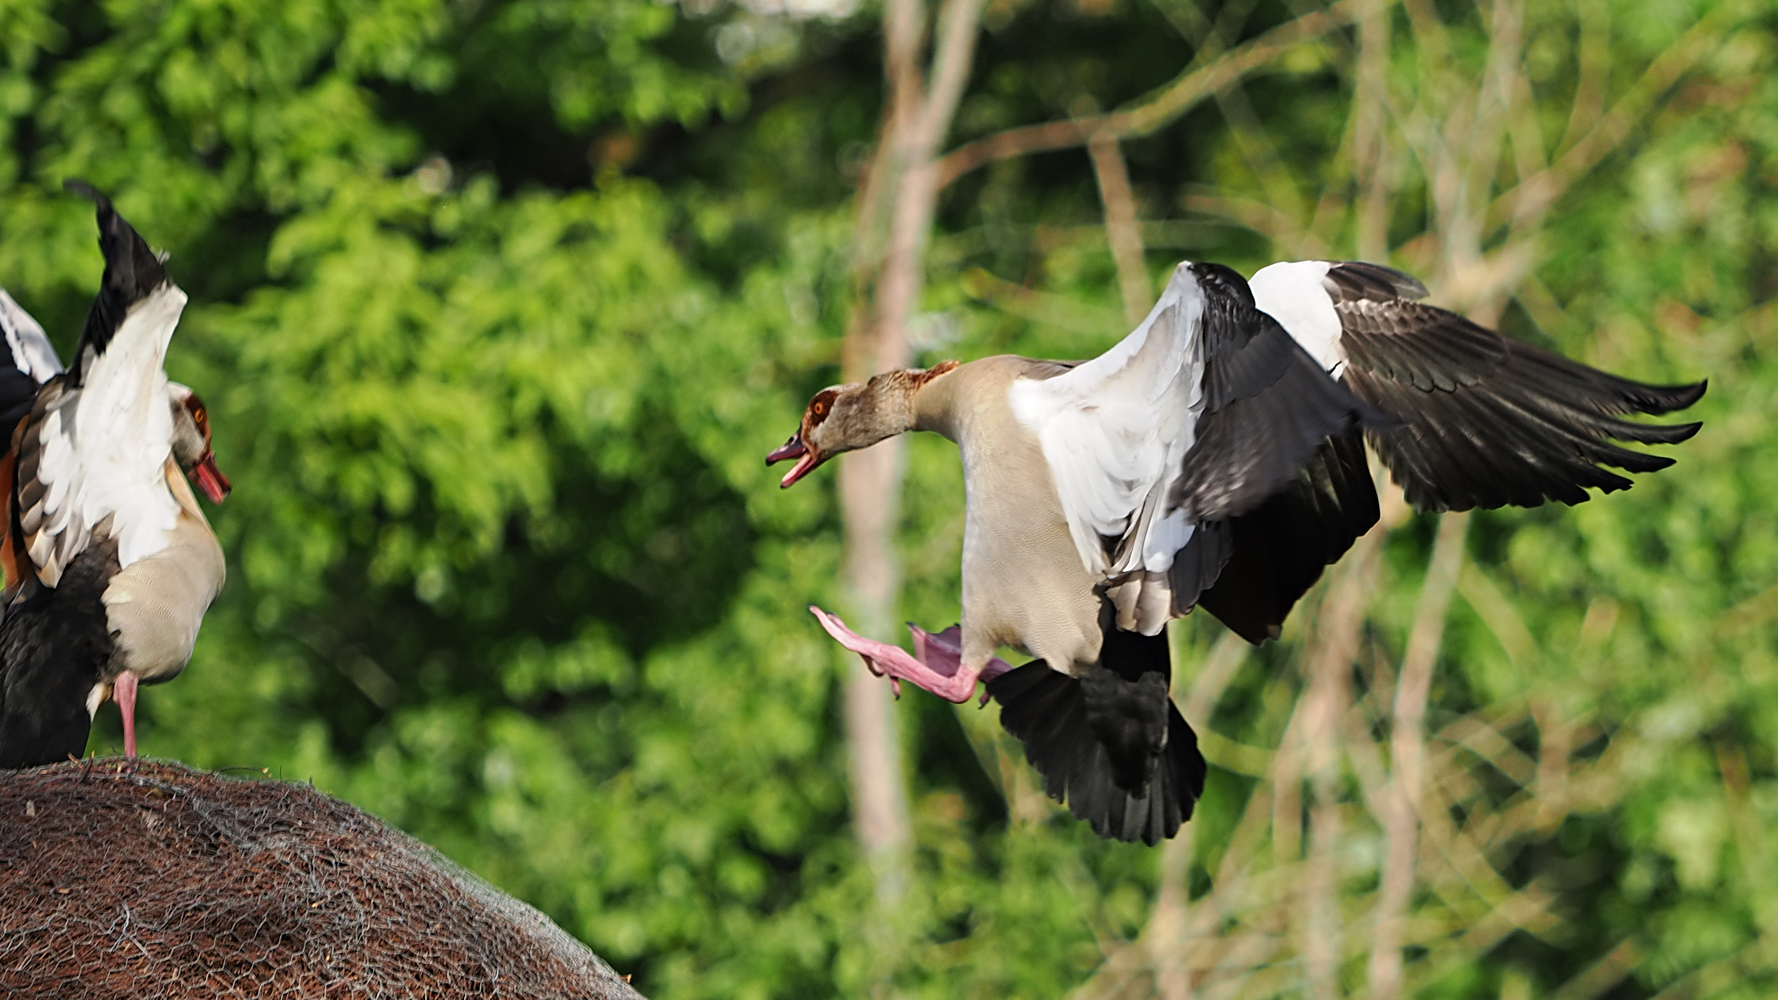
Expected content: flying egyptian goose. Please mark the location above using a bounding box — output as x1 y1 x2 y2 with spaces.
770 260 1704 844
774 263 1388 843
0 182 230 769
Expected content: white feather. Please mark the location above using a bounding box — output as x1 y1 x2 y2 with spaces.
0 288 64 382
1249 260 1347 378
1008 263 1208 578
31 284 187 576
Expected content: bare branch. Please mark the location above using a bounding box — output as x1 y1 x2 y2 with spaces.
843 0 986 925
1352 0 1391 259
1547 939 1644 1000
1180 192 1331 257
1369 511 1468 1000
1087 130 1152 325
1301 530 1384 999
1491 3 1742 239
1214 82 1309 233
962 266 1122 334
934 0 1364 190
1558 0 1612 155
876 0 988 372
1151 630 1248 1000
923 0 986 146
1458 562 1540 669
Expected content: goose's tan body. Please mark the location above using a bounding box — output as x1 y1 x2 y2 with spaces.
100 459 225 682
913 356 1102 676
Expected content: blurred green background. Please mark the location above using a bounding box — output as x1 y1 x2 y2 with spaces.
1 0 1773 997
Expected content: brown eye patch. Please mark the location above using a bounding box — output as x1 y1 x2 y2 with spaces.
182 392 212 436
808 389 839 425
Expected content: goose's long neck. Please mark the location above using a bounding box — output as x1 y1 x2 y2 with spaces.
908 361 961 439
858 368 924 440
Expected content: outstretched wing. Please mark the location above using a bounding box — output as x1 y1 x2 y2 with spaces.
14 185 184 590
1250 260 1706 511
1010 262 1381 633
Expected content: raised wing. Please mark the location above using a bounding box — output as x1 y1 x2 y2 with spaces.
0 291 65 598
0 290 65 384
14 185 185 590
0 290 65 441
1251 260 1707 511
1011 262 1379 634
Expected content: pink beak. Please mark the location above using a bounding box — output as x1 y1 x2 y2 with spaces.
766 434 821 489
192 451 231 503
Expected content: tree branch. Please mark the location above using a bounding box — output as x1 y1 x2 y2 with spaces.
1368 510 1468 1000
841 0 987 923
1300 529 1384 1000
1490 3 1740 240
1352 0 1391 259
934 0 1363 190
1087 130 1151 325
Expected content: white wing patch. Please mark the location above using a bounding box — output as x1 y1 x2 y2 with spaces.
0 288 64 382
1008 264 1208 583
26 284 187 584
1249 260 1346 377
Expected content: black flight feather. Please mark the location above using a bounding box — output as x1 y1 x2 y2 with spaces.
62 180 171 380
1321 261 1705 512
1169 263 1395 524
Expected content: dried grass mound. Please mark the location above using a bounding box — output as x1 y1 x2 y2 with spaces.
0 759 644 999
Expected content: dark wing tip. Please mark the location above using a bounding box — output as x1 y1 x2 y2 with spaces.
62 179 106 209
64 179 162 277
1664 419 1703 444
62 181 173 371
1644 378 1708 415
1611 418 1703 446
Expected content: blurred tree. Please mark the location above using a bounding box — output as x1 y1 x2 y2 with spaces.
0 0 1773 998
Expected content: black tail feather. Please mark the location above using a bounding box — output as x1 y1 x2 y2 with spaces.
989 660 1207 846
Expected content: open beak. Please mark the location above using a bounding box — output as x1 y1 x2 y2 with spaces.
766 433 822 489
192 451 231 503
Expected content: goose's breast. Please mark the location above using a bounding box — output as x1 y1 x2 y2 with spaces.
957 426 1102 674
102 470 224 682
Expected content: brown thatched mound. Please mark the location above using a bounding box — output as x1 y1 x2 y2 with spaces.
0 759 644 999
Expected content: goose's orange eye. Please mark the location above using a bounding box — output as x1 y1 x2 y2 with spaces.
812 401 827 416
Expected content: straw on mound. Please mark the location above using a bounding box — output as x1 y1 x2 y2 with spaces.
0 759 643 999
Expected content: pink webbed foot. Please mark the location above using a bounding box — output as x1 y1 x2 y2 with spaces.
906 623 1016 706
809 607 1014 706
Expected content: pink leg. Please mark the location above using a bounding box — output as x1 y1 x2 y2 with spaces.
113 671 139 758
810 607 1014 706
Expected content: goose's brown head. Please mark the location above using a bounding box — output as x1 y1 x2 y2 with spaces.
766 385 847 489
169 383 230 504
767 361 958 489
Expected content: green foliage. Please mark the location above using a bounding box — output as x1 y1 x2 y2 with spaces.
0 0 1774 997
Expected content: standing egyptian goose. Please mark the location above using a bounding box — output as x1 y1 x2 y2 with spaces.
0 183 229 769
774 263 1386 843
772 261 1704 844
